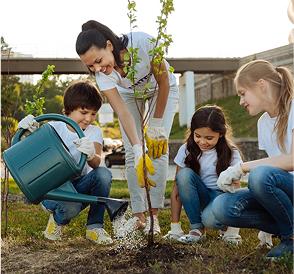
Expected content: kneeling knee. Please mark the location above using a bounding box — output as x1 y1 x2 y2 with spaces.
57 204 81 224
248 166 272 193
94 167 112 184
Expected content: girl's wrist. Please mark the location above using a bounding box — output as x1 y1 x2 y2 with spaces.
240 163 248 173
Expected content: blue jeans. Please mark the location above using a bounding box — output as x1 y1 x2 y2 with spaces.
212 166 293 240
176 168 225 230
42 167 112 228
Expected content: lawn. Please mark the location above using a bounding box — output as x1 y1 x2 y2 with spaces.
1 180 293 273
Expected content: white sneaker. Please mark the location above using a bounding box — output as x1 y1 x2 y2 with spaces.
43 214 62 241
86 228 113 245
144 216 161 235
257 231 273 249
177 229 205 244
220 227 242 245
163 230 184 241
116 217 145 239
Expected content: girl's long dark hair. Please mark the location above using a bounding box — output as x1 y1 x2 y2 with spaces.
76 20 128 71
184 105 240 176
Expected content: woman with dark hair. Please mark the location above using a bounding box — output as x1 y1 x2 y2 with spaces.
76 20 179 236
164 105 242 244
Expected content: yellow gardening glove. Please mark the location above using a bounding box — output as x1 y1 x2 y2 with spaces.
133 144 156 189
146 118 168 159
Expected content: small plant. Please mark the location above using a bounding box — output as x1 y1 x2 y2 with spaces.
24 65 55 115
125 0 174 246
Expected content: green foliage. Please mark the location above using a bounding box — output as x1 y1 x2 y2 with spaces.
44 95 63 114
148 0 174 74
126 0 175 105
24 65 55 115
1 75 22 118
1 117 18 151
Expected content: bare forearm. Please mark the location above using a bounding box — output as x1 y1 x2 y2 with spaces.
241 153 294 173
153 81 169 118
88 154 101 169
152 61 170 118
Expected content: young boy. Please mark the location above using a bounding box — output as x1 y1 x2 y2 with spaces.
18 80 113 244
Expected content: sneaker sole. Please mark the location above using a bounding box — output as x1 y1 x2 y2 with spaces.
43 232 61 241
177 235 206 244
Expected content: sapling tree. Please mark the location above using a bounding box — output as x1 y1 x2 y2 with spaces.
124 0 174 246
24 65 55 116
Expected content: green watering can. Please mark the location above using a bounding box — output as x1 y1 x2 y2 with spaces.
3 113 128 221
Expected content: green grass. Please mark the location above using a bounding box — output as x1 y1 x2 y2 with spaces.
6 179 175 199
169 95 262 139
2 201 293 273
2 180 292 273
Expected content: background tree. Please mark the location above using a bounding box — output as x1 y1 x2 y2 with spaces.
1 39 55 235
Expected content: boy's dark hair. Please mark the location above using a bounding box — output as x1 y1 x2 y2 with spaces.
63 80 103 115
184 105 241 176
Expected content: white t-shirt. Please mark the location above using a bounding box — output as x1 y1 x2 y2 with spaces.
49 121 103 176
258 99 294 157
95 32 178 96
258 99 294 175
174 143 243 189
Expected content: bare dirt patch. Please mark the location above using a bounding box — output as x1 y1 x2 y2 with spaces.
2 237 291 274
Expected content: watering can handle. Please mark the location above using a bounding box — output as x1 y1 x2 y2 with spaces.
13 113 87 171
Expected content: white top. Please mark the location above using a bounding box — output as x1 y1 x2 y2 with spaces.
49 121 103 176
174 143 243 189
258 99 294 156
95 32 178 96
257 99 294 174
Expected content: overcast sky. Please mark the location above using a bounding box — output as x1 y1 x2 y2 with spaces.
1 0 292 58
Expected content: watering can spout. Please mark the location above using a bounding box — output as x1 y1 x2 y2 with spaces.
44 182 128 221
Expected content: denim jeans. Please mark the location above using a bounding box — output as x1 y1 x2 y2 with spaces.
212 166 293 240
176 167 225 230
42 167 112 228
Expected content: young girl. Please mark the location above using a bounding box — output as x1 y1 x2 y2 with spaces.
164 105 242 244
213 60 293 258
75 20 179 235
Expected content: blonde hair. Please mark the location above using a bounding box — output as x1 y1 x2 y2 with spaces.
234 60 293 152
